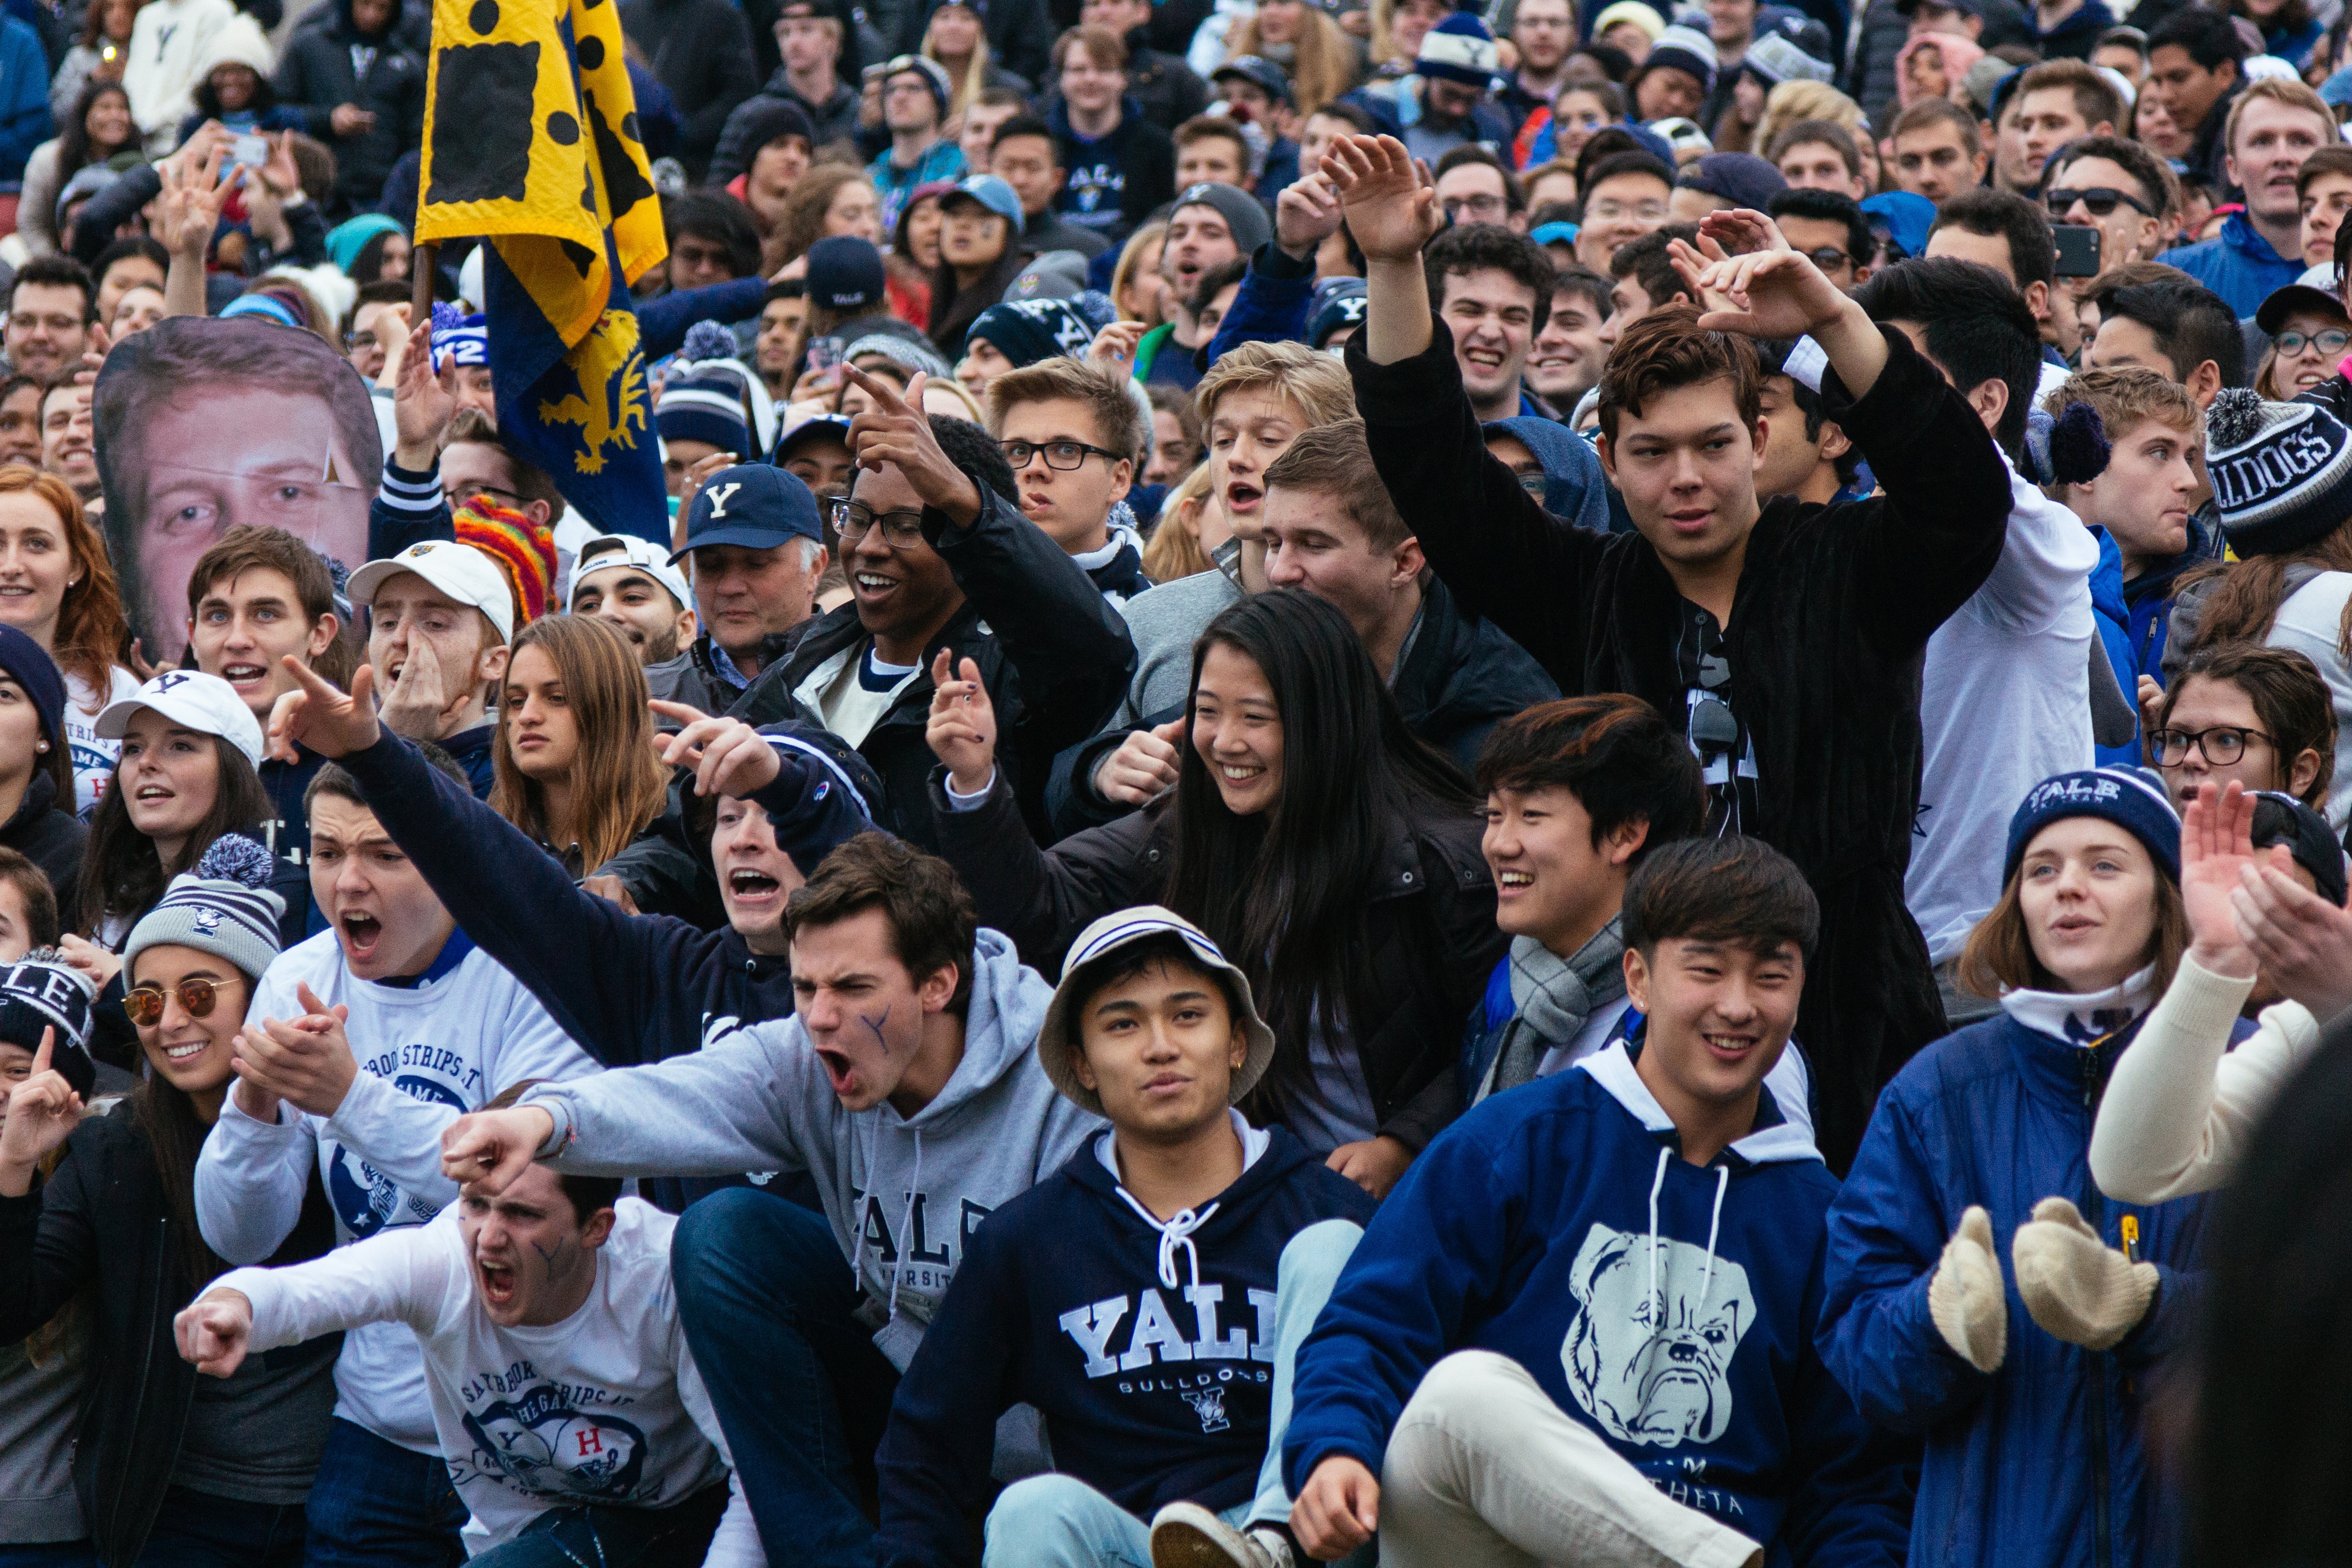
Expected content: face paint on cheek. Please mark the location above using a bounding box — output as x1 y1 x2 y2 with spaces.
530 1234 579 1287
862 1006 892 1054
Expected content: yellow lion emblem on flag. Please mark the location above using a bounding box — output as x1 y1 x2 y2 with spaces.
535 308 649 474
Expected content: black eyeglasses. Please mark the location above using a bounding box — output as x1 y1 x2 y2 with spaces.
829 497 927 546
1000 439 1122 471
124 975 243 1027
2151 725 2271 766
2274 327 2352 357
2045 186 2153 219
1802 246 1852 273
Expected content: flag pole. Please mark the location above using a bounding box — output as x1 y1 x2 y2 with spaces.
411 242 438 328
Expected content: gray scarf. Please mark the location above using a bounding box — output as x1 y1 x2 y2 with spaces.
1492 917 1627 1093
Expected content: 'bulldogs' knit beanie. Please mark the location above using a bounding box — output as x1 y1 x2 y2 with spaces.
2205 386 2352 559
2002 767 2180 887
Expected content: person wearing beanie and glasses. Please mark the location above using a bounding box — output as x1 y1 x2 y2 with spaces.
189 747 597 1568
0 625 86 933
2167 387 2352 830
0 860 346 1568
867 54 968 234
872 907 1375 1568
1821 766 2241 1568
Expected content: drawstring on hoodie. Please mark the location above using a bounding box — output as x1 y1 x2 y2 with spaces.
850 1119 927 1324
1642 1146 1734 1338
1114 1188 1220 1292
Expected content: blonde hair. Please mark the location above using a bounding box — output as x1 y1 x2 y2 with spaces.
1142 460 1218 582
984 356 1146 463
490 614 670 874
2224 77 2333 157
1752 80 1868 170
922 12 1003 116
2042 364 2200 443
1225 7 1357 114
1193 339 1357 431
1112 221 1169 324
922 377 986 421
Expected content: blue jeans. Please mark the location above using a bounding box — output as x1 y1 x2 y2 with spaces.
463 1485 729 1568
135 1488 304 1568
671 1187 900 1568
300 1419 466 1568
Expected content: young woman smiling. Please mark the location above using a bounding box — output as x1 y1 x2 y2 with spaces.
488 615 669 879
0 471 134 814
926 589 1503 1197
0 628 86 935
1823 766 2225 1568
0 868 339 1568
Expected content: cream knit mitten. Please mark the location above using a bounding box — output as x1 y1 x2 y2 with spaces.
2011 1196 2158 1351
1927 1205 2008 1372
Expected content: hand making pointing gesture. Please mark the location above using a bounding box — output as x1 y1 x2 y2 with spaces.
843 366 984 529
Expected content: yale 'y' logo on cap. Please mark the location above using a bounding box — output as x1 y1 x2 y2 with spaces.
705 482 743 519
193 906 224 935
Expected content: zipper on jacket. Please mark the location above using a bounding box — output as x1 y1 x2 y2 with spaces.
2080 1047 2114 1568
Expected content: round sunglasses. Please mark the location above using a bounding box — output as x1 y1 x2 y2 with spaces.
124 974 245 1028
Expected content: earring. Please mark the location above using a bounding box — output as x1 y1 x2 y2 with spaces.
34 740 46 752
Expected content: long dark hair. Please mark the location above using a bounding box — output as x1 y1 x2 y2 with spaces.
79 736 272 939
58 81 132 172
130 1045 234 1294
1161 590 1477 1094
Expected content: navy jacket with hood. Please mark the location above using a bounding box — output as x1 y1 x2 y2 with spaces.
1048 96 1176 245
2121 507 2223 694
875 1123 1374 1565
272 0 426 214
1818 1004 2249 1568
1283 1040 1911 1568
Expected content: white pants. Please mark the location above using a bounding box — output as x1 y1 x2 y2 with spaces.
980 1220 1364 1568
1378 1351 1764 1568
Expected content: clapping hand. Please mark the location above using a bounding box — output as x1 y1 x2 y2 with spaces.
2180 782 2267 981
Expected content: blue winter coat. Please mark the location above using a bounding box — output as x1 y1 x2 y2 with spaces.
0 16 51 183
2088 529 2138 769
2157 214 2300 318
2122 509 2223 694
1818 1006 2249 1568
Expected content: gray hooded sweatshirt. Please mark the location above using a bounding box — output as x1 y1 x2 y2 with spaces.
526 928 1102 1368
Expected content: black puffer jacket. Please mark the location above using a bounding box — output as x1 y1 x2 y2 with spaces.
0 1106 339 1568
272 0 427 215
931 782 1503 1150
729 484 1137 849
1348 318 2013 1172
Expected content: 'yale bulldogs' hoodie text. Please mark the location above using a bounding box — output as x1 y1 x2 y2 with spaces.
526 929 1103 1367
1282 1040 1912 1568
873 1118 1374 1565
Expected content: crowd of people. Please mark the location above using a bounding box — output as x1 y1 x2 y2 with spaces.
6 0 2352 1562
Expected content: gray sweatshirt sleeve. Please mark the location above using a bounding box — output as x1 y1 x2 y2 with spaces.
524 1022 815 1179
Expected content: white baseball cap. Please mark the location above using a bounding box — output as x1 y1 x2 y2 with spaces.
97 670 266 769
348 540 516 644
569 534 693 616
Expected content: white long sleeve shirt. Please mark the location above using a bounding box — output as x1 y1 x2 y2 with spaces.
193 929 598 1452
219 1200 761 1566
2089 953 2320 1204
122 0 234 137
1906 454 2100 965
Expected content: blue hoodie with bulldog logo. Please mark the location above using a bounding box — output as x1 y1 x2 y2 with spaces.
1282 1038 1911 1568
873 1119 1374 1566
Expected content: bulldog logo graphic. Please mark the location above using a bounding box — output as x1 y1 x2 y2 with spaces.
1562 1224 1755 1449
1181 1388 1230 1433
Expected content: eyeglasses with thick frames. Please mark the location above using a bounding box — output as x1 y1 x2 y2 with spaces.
829 498 928 547
2274 328 2352 358
2150 725 2272 766
2044 186 2153 219
124 975 245 1027
1000 439 1122 471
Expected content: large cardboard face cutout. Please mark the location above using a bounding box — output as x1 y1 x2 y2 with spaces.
94 314 380 662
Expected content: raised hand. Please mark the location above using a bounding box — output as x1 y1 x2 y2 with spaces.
1318 134 1440 264
175 1289 255 1377
440 1105 557 1196
925 651 997 795
1093 717 1185 806
55 934 120 991
1087 319 1149 369
392 316 458 466
651 701 785 798
2180 782 2264 980
844 368 983 526
266 657 381 762
0 1029 82 1197
1275 172 1344 260
153 141 240 258
1671 210 1851 340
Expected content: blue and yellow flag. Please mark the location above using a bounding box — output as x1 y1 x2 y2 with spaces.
416 0 667 542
